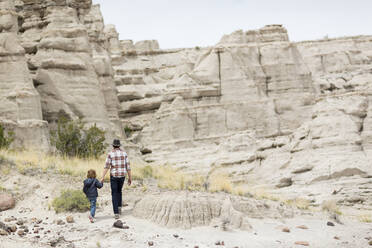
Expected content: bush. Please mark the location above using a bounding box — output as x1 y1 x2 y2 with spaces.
51 117 106 158
52 189 90 213
124 126 132 137
0 124 14 149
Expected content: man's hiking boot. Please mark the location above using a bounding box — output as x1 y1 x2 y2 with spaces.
114 214 120 220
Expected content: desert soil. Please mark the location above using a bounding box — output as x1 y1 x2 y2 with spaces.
0 170 371 248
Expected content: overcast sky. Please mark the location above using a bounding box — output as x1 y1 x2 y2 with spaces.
92 0 372 49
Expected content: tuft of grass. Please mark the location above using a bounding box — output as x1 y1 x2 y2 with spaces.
358 214 372 223
52 189 90 213
284 198 310 210
0 185 6 191
322 200 342 215
153 166 206 191
132 165 153 180
208 173 233 193
0 165 11 175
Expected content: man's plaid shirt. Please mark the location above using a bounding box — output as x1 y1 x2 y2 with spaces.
105 148 130 177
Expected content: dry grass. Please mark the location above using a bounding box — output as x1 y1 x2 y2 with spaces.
154 165 205 191
357 213 372 223
208 173 233 193
321 200 342 215
0 149 108 179
284 198 311 210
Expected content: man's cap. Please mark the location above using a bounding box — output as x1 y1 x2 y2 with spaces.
112 139 121 147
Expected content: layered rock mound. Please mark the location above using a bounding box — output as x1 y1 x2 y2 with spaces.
0 0 124 149
133 193 293 230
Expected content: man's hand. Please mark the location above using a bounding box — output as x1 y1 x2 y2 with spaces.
128 178 132 186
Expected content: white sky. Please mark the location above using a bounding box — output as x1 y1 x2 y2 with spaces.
92 0 372 49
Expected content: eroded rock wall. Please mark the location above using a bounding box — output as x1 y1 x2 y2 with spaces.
111 25 372 208
0 0 49 150
0 1 125 149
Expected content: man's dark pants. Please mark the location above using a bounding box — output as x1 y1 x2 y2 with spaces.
110 176 125 214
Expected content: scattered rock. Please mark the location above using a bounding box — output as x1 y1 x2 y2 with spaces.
123 225 129 229
327 221 335 226
294 241 309 246
16 219 24 226
148 241 154 246
4 217 16 222
334 236 340 240
17 229 25 236
66 216 74 223
215 241 225 246
0 229 8 236
0 193 15 211
49 236 66 247
55 219 65 225
276 178 292 188
30 217 42 224
194 246 199 248
292 165 313 174
296 225 308 229
10 225 17 232
369 240 372 246
173 234 179 238
282 227 290 233
0 221 11 232
140 147 152 155
113 220 124 229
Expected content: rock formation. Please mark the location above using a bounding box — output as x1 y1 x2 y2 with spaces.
133 192 293 230
108 24 372 209
0 0 124 149
0 0 49 149
0 1 371 211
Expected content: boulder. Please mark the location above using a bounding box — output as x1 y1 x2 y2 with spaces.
0 193 15 211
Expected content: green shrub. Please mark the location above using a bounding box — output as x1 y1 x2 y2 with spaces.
79 124 106 158
124 125 132 137
52 189 90 213
51 117 106 158
0 124 14 149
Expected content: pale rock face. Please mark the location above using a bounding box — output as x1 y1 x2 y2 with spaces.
219 25 289 45
0 0 49 150
15 1 124 143
133 192 293 230
111 25 372 209
1 0 372 211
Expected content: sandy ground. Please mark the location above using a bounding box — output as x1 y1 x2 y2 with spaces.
0 171 371 248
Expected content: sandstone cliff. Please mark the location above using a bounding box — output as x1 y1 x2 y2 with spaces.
0 0 124 149
1 1 371 210
109 25 372 209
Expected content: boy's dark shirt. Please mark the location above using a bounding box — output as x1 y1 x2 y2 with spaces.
83 178 103 199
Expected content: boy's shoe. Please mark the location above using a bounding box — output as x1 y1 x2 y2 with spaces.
88 215 94 223
118 207 122 215
114 214 120 219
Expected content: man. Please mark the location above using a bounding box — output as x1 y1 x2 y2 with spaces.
101 139 132 219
